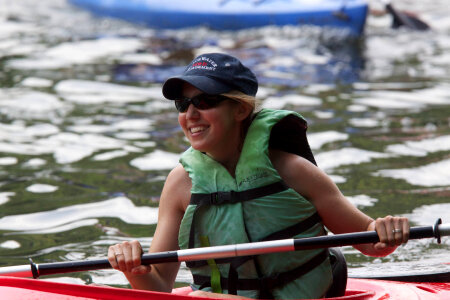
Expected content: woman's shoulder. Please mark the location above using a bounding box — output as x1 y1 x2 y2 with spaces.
168 163 191 180
166 164 192 192
162 164 192 210
269 149 318 182
269 148 312 167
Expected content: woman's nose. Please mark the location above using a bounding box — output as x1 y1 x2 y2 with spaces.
185 102 199 119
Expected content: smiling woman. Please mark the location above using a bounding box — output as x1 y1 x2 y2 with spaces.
107 53 410 299
0 0 449 294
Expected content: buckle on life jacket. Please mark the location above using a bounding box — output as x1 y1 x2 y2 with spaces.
210 191 234 205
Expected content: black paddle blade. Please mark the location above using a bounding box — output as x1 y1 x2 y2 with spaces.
353 270 450 283
386 4 430 31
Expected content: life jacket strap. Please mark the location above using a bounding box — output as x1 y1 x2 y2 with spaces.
260 212 322 241
187 212 322 268
187 181 289 268
193 250 329 298
190 181 289 206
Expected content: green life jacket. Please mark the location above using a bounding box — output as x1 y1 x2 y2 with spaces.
178 109 333 299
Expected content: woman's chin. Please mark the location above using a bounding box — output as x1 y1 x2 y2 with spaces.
190 143 207 152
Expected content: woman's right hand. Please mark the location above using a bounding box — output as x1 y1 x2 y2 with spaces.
108 240 152 275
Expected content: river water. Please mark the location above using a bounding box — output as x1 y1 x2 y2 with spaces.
0 0 449 288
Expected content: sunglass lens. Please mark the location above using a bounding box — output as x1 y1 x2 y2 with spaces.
193 96 213 110
175 99 190 112
175 95 227 112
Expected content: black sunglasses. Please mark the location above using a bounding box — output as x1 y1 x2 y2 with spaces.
174 94 230 113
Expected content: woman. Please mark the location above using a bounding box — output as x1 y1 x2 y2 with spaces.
108 53 409 299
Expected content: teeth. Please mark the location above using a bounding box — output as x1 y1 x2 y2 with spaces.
190 126 206 133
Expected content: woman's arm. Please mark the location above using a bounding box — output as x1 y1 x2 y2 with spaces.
270 149 409 257
108 164 191 291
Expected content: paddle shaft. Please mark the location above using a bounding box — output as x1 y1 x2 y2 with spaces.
1 221 448 278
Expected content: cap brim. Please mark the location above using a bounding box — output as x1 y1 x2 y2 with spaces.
162 75 232 100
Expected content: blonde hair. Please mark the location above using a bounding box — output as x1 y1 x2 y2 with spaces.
221 90 261 113
221 90 260 140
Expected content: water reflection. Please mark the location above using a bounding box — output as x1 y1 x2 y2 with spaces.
376 159 450 187
0 197 158 231
316 148 389 171
113 29 365 87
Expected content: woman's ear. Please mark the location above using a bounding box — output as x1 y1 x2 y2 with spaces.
234 102 253 122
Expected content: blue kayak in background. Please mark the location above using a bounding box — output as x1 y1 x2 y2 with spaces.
68 0 369 36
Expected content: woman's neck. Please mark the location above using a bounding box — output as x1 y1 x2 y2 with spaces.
205 111 253 177
214 149 242 176
206 127 245 177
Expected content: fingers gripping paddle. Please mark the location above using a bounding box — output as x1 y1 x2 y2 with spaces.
1 219 448 279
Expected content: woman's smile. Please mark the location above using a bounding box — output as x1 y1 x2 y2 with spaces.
189 125 209 135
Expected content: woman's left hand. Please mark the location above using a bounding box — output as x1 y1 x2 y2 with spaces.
368 216 410 255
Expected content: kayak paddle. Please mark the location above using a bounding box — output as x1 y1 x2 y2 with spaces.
0 219 448 279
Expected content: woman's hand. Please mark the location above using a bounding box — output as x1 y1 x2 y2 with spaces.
108 240 151 275
368 216 410 255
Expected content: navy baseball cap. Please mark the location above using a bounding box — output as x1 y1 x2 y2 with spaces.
162 53 258 100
